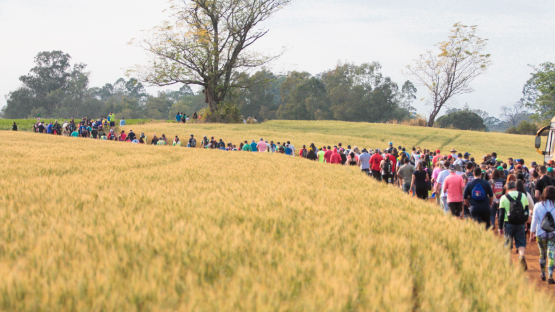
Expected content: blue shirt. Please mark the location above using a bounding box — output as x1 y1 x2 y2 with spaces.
47 124 53 133
285 147 292 155
250 142 257 152
120 120 126 126
176 114 181 121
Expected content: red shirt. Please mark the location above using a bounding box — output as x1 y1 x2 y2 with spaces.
330 151 342 164
370 153 383 171
384 154 397 172
324 150 333 163
444 173 465 203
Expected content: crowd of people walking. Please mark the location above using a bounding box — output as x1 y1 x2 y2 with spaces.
16 115 555 281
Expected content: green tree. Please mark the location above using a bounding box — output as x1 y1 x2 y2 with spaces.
436 110 486 131
230 69 283 120
1 51 89 118
131 0 290 119
523 62 555 122
322 62 408 122
276 72 330 120
405 23 491 127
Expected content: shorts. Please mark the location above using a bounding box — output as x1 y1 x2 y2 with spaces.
504 223 526 249
448 202 463 217
110 121 115 127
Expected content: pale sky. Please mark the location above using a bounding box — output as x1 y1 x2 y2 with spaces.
1 0 554 117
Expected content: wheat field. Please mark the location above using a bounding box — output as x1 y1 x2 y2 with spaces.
0 121 552 311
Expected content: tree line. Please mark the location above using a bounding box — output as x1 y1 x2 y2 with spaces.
1 51 417 123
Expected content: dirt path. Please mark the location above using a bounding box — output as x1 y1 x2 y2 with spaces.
423 196 555 296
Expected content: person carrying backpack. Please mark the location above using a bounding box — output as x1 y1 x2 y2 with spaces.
300 145 308 158
530 186 555 283
188 135 197 148
464 167 494 229
489 169 506 229
499 180 531 270
380 151 395 184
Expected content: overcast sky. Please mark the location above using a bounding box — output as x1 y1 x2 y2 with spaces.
1 0 554 117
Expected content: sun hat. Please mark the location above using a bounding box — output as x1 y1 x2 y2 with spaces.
449 165 456 172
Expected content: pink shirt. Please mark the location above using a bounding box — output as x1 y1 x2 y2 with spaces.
443 173 465 203
257 141 267 152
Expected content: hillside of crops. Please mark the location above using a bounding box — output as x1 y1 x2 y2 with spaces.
0 123 552 311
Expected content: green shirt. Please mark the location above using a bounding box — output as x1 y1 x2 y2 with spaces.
242 144 251 151
317 151 326 162
499 191 529 222
157 140 166 145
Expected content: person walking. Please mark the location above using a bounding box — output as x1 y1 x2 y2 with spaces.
307 148 318 161
330 147 342 164
370 149 383 181
530 186 555 283
358 149 371 175
499 180 531 270
464 167 494 228
257 138 267 152
443 165 465 217
398 158 415 194
380 150 396 184
411 162 430 200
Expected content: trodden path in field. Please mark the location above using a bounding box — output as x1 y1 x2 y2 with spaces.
424 196 555 297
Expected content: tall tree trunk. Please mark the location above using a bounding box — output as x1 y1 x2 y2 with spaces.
428 110 439 127
204 86 219 113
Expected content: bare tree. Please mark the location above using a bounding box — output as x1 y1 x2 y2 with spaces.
129 0 290 118
500 99 529 128
405 23 492 127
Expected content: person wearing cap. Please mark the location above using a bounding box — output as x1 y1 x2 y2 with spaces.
450 149 458 160
443 164 465 217
432 150 443 166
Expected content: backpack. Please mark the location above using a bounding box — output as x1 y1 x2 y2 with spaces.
302 149 308 158
541 204 555 233
190 138 197 147
506 193 528 225
471 182 487 201
383 157 391 174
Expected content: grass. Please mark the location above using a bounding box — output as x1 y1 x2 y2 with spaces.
0 121 552 311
